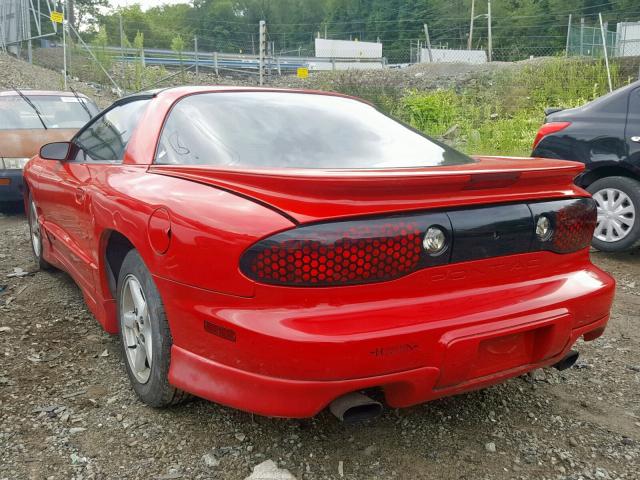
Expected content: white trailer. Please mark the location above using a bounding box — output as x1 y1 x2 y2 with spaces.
419 47 487 64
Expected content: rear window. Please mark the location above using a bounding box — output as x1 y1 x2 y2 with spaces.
155 92 472 169
0 95 99 130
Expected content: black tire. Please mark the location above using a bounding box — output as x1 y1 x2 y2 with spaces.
587 176 640 252
117 249 188 407
27 192 53 271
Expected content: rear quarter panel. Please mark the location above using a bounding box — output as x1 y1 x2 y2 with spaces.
87 166 294 299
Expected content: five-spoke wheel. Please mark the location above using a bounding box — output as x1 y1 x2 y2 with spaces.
121 275 153 384
117 249 188 407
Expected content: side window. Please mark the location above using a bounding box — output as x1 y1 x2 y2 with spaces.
155 103 204 165
74 100 149 163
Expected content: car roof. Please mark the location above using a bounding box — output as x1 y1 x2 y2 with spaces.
112 86 362 109
158 85 341 95
0 89 91 98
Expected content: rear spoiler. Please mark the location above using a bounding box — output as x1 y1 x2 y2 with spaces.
544 107 565 117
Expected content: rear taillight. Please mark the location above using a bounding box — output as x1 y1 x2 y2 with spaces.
530 198 596 253
532 121 571 150
241 198 596 287
240 213 452 286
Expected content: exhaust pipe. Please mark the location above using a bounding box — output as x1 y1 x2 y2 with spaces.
553 350 579 371
329 392 383 423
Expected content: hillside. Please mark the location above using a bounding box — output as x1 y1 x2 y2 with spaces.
0 54 116 108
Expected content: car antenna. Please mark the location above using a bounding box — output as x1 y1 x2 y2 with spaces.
11 86 47 130
69 86 93 120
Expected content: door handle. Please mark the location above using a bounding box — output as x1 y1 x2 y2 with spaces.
631 136 640 143
75 187 86 204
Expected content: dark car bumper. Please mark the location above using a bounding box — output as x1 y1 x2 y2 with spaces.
0 169 25 202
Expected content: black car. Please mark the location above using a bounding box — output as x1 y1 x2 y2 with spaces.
532 81 640 252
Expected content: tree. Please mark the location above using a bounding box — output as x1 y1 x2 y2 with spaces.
171 34 186 82
66 0 108 30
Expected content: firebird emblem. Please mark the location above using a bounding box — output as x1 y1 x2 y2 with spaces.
370 344 418 357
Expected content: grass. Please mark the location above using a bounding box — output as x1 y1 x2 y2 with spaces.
395 57 628 157
334 57 629 157
396 57 628 157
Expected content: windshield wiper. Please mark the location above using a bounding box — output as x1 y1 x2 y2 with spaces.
69 86 93 120
12 87 47 130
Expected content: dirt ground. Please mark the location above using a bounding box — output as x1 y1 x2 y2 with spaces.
0 207 639 480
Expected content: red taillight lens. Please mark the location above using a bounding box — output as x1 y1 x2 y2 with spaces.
552 200 597 253
530 198 596 253
240 214 452 286
532 121 571 150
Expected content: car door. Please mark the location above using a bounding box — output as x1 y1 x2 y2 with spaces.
624 86 640 175
38 99 150 294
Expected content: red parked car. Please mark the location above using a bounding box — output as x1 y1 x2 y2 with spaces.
23 87 615 421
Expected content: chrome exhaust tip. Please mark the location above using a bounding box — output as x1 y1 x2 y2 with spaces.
329 392 383 423
553 350 580 371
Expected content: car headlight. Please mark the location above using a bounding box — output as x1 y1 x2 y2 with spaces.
1 158 30 169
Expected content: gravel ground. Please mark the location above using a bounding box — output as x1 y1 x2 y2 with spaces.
0 54 117 108
0 208 638 480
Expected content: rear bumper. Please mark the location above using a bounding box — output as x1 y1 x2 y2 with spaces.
170 314 608 418
0 169 24 202
157 250 615 417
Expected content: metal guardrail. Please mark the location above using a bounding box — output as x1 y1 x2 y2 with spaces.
89 45 385 73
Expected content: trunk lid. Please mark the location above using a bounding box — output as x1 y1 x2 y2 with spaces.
149 156 586 224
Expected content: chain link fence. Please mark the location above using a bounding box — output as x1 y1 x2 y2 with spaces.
5 8 640 99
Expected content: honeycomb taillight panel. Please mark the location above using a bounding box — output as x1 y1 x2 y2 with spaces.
529 198 597 254
240 198 597 287
240 213 452 286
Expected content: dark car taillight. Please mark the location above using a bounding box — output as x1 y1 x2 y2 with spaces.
532 122 571 149
240 198 596 287
530 198 597 254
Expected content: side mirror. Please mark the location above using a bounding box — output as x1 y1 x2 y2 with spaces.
40 142 71 161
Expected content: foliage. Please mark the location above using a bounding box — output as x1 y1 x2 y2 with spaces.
133 31 145 91
91 24 112 84
171 34 186 82
89 0 639 62
396 57 626 156
65 0 108 30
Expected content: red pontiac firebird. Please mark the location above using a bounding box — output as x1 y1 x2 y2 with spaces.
24 86 615 420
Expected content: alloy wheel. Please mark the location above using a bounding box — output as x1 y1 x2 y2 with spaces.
29 200 41 258
121 274 153 383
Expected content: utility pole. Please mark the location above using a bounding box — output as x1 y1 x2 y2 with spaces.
62 0 67 89
119 14 125 94
259 20 266 86
67 0 75 30
580 17 585 56
599 13 613 92
468 0 475 50
194 35 199 79
423 24 433 63
487 0 492 62
565 14 572 56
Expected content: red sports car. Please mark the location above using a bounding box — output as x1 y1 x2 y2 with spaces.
24 86 615 421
